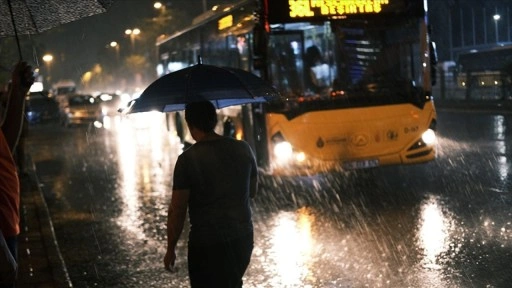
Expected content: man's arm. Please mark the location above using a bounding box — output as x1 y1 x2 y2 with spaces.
249 147 258 199
249 175 258 199
1 62 34 152
163 188 190 270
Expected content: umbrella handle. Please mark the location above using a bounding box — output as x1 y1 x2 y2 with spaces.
7 0 23 60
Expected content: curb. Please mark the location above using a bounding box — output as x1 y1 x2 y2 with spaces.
25 154 73 287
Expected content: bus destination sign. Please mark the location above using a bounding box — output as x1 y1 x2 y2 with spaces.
267 0 412 23
290 0 390 18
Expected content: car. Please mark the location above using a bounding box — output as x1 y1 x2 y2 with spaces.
96 92 123 117
25 91 60 124
60 94 102 127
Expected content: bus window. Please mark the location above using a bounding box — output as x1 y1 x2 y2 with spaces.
332 21 423 105
305 45 331 94
226 34 250 70
237 35 250 70
268 23 337 99
268 33 303 98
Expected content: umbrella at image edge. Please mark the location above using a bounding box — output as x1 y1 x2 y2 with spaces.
126 62 281 113
0 0 114 59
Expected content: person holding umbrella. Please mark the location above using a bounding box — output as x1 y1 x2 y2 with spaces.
163 100 258 287
0 61 34 286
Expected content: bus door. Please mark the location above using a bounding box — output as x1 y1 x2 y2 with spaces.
268 31 305 98
247 31 304 171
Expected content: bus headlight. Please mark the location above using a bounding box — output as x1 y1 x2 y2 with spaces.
295 152 306 162
271 132 307 165
274 141 293 160
421 128 436 145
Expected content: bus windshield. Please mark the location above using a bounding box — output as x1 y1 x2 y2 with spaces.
267 19 425 114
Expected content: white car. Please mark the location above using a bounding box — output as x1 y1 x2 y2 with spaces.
60 94 102 127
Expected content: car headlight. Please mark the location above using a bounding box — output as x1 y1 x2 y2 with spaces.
421 128 436 145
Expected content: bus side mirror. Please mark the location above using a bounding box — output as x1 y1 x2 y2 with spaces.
430 41 438 86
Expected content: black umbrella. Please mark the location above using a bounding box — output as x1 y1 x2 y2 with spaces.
0 0 113 59
126 57 281 113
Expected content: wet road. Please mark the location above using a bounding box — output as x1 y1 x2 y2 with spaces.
25 111 512 288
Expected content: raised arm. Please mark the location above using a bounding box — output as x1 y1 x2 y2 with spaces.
1 62 34 152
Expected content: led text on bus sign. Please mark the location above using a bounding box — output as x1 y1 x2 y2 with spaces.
289 0 390 19
218 15 233 30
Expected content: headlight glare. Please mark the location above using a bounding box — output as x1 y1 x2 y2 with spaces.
421 128 436 145
295 152 306 162
274 141 293 160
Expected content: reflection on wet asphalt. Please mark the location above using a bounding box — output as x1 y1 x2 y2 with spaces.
26 112 512 287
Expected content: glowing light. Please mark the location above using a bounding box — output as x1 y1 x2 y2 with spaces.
156 63 164 76
218 15 233 30
29 82 44 92
269 208 314 286
42 54 53 62
417 196 452 269
295 152 306 162
93 121 103 129
421 129 436 145
274 141 293 161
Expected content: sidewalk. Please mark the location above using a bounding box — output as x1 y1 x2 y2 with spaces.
16 155 72 288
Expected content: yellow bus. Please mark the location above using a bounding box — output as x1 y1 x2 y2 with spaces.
155 0 438 175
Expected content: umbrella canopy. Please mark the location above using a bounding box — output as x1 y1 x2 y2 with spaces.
0 0 113 58
127 61 281 113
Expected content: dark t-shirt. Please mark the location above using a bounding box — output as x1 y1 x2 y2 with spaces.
173 136 257 245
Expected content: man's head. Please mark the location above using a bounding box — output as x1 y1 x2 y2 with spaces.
185 100 217 133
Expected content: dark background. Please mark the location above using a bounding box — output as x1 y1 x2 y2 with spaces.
1 0 512 89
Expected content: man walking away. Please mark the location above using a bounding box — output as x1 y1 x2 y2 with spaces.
164 100 258 288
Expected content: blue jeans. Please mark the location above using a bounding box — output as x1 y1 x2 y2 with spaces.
188 232 253 288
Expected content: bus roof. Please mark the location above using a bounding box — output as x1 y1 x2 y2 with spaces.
156 0 254 46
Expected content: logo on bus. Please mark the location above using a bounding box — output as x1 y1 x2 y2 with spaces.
317 137 325 148
387 130 398 141
350 134 369 147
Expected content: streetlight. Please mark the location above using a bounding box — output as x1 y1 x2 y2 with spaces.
493 13 500 43
153 2 172 26
154 2 165 11
125 28 141 51
42 54 53 84
109 41 120 63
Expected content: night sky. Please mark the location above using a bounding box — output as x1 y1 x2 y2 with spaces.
33 0 233 85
